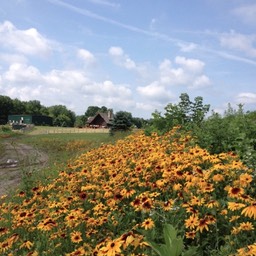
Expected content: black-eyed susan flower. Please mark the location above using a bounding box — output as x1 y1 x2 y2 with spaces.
237 243 256 256
65 213 78 227
161 199 175 211
205 214 216 225
212 174 224 182
241 202 256 220
228 187 244 199
19 240 33 249
0 240 11 253
231 226 241 235
26 251 39 256
121 188 136 198
239 173 253 187
247 243 256 255
37 218 57 231
141 218 154 230
185 230 196 239
190 196 205 206
173 183 182 191
66 246 86 256
131 198 141 211
142 199 153 212
185 215 199 230
100 239 123 256
228 202 246 211
206 200 219 209
18 191 26 197
120 232 135 250
0 227 8 236
229 215 240 222
239 221 254 231
70 231 83 244
8 233 19 246
197 218 209 233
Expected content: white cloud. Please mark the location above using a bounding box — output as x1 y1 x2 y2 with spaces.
235 92 256 104
44 69 89 90
1 62 135 114
4 63 41 83
137 81 173 102
190 75 211 89
0 53 27 65
219 30 256 57
7 85 43 101
109 46 123 56
81 80 134 110
232 4 256 25
136 102 157 111
77 48 96 63
175 56 205 73
0 21 52 57
158 57 209 87
178 42 197 52
159 59 185 85
109 46 136 70
82 80 132 98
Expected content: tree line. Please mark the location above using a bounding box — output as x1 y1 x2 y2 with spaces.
0 95 146 128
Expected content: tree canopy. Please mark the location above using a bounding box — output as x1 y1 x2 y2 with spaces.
147 93 210 134
110 111 133 132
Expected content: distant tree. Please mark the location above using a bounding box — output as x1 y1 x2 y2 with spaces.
191 96 210 125
25 100 43 115
146 93 210 134
48 105 76 127
53 114 72 127
84 106 109 121
84 106 101 120
110 111 133 132
165 93 210 128
100 106 108 113
0 95 13 124
147 110 167 134
131 117 146 129
74 115 85 128
11 98 26 114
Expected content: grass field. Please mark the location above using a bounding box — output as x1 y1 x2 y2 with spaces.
0 125 131 194
26 126 110 135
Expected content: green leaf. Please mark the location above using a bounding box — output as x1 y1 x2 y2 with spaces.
147 241 168 256
147 224 185 256
182 246 198 256
172 237 183 256
163 224 184 256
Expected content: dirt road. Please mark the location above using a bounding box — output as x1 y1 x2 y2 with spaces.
0 140 48 196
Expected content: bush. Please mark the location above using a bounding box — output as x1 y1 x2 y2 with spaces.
0 125 12 133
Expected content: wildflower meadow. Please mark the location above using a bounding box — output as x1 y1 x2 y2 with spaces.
0 127 255 255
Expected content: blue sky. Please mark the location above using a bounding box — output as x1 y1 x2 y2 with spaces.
0 0 256 118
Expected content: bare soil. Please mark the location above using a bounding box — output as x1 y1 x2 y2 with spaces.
0 140 48 196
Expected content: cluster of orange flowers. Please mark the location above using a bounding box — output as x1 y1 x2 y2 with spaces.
0 128 255 255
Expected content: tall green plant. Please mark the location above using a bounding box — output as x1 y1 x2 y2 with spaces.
146 224 198 256
146 93 210 135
